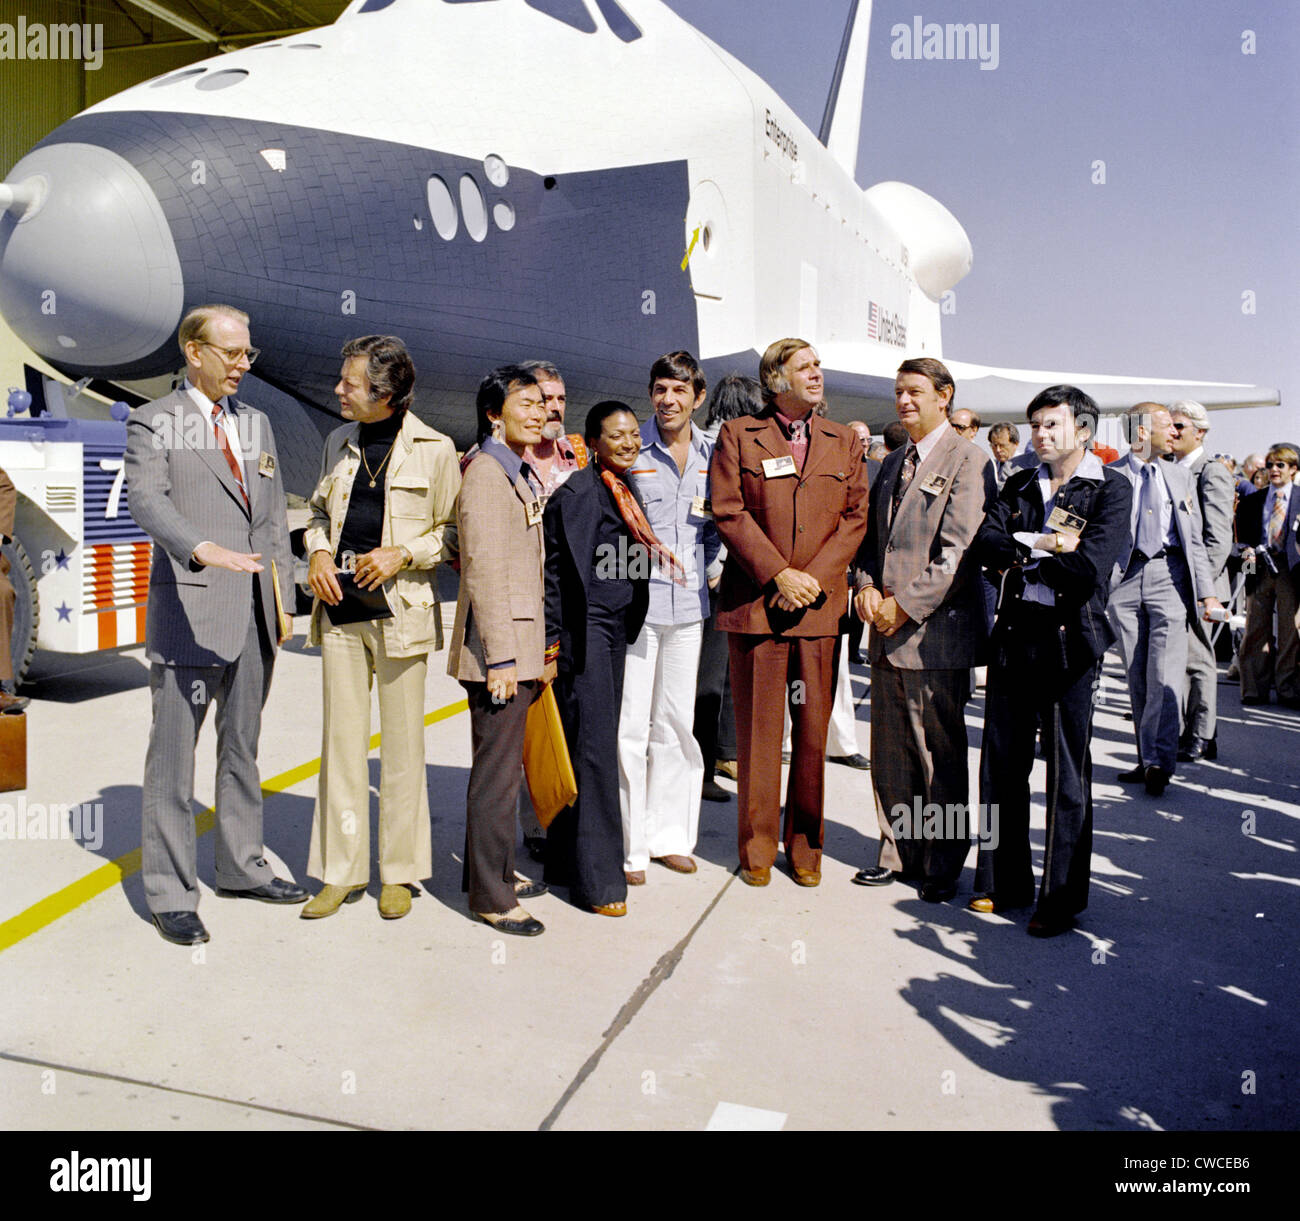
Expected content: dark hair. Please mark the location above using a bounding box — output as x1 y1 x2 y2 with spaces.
648 350 706 398
705 373 763 428
585 400 637 444
474 364 538 444
1026 385 1099 441
988 421 1019 444
1122 401 1166 445
882 420 910 452
519 359 562 383
340 335 416 413
897 357 955 407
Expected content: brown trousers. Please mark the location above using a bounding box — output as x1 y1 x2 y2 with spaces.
727 633 835 872
1240 566 1300 702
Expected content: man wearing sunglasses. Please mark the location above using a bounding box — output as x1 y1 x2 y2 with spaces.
125 304 303 946
1236 445 1300 708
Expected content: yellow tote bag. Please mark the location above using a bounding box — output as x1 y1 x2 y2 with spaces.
523 685 578 828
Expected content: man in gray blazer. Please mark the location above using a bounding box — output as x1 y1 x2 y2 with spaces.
1168 400 1235 761
124 304 304 945
1107 403 1223 796
852 358 994 902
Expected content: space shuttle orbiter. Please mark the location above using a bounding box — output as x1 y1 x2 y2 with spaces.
0 0 1278 490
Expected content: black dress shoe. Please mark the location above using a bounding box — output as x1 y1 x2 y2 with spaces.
152 911 209 945
1116 765 1148 784
1144 766 1172 796
919 881 958 903
851 865 896 886
514 877 548 900
1281 697 1300 711
217 877 310 903
827 752 871 770
701 777 731 803
1027 910 1076 938
1178 736 1211 762
475 910 544 937
1240 695 1266 706
1204 734 1218 761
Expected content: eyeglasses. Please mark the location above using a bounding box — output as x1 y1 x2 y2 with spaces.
200 342 260 366
1265 460 1296 469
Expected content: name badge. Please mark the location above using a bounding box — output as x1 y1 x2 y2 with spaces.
1181 495 1194 514
691 495 713 519
762 455 796 479
1045 506 1086 537
257 451 276 477
918 472 949 495
525 498 544 527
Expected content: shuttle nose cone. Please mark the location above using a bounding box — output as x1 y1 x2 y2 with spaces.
0 142 183 369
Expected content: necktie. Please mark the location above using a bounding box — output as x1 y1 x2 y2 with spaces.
1136 463 1163 558
892 444 918 516
599 467 687 586
211 402 249 507
787 417 808 473
1268 492 1287 546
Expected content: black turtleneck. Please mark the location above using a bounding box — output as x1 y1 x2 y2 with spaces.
328 411 404 626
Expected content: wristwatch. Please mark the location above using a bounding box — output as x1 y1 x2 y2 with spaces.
397 544 413 569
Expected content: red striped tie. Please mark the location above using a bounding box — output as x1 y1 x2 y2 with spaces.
211 401 249 507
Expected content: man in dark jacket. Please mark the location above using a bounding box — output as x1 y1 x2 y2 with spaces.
969 386 1132 936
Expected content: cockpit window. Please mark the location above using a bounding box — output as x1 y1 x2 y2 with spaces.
358 0 398 11
594 0 641 41
524 0 597 33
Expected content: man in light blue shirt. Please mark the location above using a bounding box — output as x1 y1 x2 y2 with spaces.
618 352 722 882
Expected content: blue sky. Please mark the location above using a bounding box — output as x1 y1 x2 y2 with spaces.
666 0 1297 456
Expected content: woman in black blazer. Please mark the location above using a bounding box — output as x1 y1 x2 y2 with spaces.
543 402 653 915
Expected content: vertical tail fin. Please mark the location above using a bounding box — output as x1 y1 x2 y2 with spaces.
818 0 873 180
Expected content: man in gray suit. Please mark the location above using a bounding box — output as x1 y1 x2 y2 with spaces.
1107 403 1223 796
125 304 304 945
851 358 994 902
1168 400 1235 761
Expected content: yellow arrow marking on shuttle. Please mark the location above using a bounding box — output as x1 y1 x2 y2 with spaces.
680 226 700 270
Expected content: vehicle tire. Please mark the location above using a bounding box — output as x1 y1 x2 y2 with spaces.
2 535 38 686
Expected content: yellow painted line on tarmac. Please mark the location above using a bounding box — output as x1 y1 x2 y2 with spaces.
0 697 469 955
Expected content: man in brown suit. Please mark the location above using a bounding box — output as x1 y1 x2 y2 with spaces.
852 358 994 902
711 338 870 886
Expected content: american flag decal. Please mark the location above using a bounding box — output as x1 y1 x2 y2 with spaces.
82 542 150 649
867 301 880 340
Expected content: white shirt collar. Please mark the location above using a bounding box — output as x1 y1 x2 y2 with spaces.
1034 449 1104 500
1178 446 1205 468
912 418 950 463
185 379 226 415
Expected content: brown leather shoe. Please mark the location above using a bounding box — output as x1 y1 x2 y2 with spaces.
792 867 821 887
739 866 771 887
301 884 366 919
654 854 696 874
625 870 646 886
592 901 627 917
0 691 29 715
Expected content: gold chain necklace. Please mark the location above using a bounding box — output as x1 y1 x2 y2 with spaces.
360 436 398 488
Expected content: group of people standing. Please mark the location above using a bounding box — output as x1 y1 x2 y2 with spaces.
125 302 1253 949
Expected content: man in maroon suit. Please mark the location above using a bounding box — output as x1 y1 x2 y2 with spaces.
710 338 870 886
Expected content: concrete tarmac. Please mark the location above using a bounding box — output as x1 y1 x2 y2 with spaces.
2 612 1297 1132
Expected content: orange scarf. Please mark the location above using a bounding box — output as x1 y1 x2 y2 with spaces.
599 467 688 586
